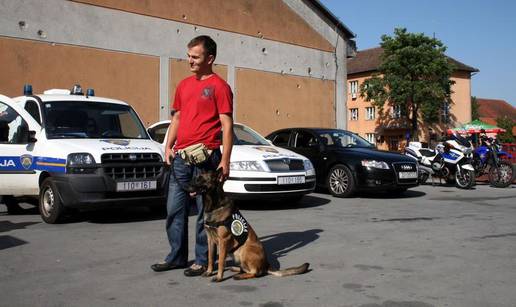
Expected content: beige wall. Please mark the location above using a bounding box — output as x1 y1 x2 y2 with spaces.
72 0 334 52
169 60 227 110
236 68 335 135
0 37 159 126
348 70 473 151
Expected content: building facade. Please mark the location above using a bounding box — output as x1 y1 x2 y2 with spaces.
0 0 355 135
347 47 478 151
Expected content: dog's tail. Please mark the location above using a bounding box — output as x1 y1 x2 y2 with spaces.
268 263 309 277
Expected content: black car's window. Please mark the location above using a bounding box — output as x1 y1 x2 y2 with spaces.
318 130 372 148
294 131 317 148
148 123 169 144
271 131 291 146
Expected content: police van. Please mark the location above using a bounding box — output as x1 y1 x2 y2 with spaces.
0 85 168 223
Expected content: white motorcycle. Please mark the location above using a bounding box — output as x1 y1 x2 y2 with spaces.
405 135 475 189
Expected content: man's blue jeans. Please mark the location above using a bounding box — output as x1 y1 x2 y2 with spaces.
164 149 221 266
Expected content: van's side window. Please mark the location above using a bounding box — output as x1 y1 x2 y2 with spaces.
0 102 29 144
24 100 41 124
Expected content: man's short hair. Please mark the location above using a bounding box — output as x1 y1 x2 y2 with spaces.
188 35 217 59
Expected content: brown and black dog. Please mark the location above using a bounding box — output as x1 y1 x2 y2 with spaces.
189 169 309 282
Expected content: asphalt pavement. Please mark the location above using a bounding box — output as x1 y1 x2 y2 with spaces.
1 183 515 307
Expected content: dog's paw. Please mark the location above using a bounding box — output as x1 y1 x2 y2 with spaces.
202 271 213 277
211 276 222 283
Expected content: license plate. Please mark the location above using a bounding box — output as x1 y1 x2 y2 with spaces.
277 176 305 185
116 180 157 192
399 172 417 179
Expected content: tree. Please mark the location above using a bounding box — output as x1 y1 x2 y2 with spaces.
471 96 479 120
496 116 515 143
360 28 455 141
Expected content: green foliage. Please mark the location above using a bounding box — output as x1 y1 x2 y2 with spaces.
360 28 455 140
496 116 515 143
471 96 479 120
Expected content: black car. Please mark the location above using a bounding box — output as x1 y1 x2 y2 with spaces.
266 128 419 197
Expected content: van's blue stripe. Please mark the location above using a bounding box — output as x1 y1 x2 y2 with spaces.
0 156 66 173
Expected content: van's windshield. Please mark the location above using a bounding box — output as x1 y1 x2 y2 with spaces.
43 101 148 139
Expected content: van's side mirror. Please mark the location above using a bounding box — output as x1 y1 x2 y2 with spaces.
28 130 37 143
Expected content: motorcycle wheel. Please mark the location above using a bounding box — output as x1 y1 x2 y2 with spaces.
488 161 514 188
419 172 429 184
455 169 475 189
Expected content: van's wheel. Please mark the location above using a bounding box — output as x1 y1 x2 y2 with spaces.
39 178 66 224
3 196 24 214
327 164 356 198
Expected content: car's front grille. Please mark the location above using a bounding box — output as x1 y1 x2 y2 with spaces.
101 153 163 180
392 162 418 184
244 181 315 192
265 159 304 172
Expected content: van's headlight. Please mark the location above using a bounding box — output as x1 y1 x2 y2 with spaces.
230 161 266 172
67 153 96 173
361 160 390 169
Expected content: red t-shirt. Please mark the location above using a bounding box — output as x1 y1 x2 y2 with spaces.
173 74 233 150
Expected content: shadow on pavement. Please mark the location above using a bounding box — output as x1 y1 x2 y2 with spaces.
236 195 331 211
0 220 40 233
260 229 322 269
0 235 29 250
356 189 426 199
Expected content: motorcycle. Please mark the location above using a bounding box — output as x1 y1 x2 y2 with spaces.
405 134 475 189
472 134 514 188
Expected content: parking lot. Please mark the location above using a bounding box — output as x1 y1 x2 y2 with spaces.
1 183 516 307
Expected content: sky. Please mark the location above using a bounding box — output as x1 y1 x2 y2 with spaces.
320 0 516 106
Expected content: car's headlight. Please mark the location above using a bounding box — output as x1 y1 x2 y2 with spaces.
361 160 390 169
303 159 314 170
230 161 266 172
67 153 96 174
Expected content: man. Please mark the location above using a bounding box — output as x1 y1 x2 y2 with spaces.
151 35 234 277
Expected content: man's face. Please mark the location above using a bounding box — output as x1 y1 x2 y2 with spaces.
187 44 214 74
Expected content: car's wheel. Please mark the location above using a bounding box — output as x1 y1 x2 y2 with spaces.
326 164 355 198
39 178 66 224
3 196 24 214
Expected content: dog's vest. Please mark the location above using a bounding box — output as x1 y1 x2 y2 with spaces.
205 210 249 249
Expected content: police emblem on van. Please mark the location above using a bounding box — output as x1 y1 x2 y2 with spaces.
101 139 130 146
20 154 33 170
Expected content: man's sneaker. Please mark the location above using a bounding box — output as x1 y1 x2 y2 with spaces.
184 264 206 277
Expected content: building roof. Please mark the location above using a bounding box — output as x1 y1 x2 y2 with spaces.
477 98 516 135
347 47 479 75
309 0 355 39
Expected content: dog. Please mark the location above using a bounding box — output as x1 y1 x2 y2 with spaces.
189 169 309 282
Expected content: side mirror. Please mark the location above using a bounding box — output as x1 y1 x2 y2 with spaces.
28 130 37 143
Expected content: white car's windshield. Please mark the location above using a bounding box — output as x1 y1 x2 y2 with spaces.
233 124 270 146
43 101 148 139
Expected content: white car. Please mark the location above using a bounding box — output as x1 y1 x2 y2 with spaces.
147 121 315 201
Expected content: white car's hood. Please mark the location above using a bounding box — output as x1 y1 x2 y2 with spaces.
230 145 306 161
45 138 163 161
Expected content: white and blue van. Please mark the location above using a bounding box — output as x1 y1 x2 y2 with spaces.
0 85 167 223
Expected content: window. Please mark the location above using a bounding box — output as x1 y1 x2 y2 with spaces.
441 102 450 124
24 100 41 124
148 123 169 144
0 102 29 144
271 131 291 147
294 131 317 148
365 133 376 145
365 107 375 120
392 105 402 119
350 108 358 121
349 80 358 99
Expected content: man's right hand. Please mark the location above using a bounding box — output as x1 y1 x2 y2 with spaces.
165 147 175 165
